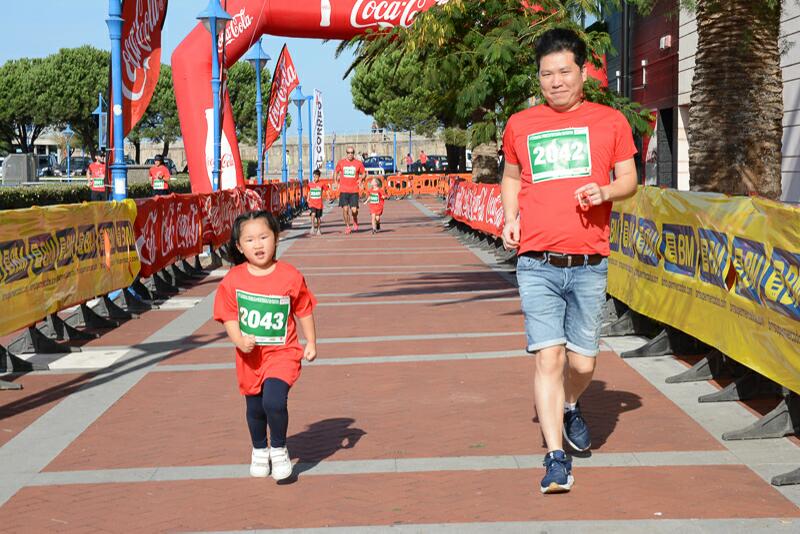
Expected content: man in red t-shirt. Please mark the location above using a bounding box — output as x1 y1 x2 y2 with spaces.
148 154 171 196
500 28 637 494
334 146 366 234
86 151 108 201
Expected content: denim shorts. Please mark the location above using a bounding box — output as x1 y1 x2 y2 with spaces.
516 254 608 357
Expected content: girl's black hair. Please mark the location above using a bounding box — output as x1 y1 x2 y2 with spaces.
226 210 281 265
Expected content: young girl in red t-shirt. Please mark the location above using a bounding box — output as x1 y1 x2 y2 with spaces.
213 210 317 481
365 178 386 234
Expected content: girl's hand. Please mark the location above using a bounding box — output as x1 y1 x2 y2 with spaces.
303 342 317 362
237 334 257 354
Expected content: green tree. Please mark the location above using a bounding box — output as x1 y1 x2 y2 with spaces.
687 0 783 199
227 60 272 144
38 46 110 157
128 64 180 162
343 0 653 182
0 58 50 152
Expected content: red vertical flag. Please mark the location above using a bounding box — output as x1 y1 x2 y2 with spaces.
263 45 299 153
108 0 169 159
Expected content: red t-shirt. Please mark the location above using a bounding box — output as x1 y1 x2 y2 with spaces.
87 162 106 191
213 261 317 395
335 159 365 193
367 187 385 213
502 101 637 256
420 153 428 164
307 183 328 209
149 165 170 190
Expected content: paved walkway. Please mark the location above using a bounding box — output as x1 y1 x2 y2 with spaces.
0 199 799 533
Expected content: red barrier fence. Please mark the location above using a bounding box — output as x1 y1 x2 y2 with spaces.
445 178 504 237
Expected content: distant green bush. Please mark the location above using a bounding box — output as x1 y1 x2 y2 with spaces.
0 178 193 210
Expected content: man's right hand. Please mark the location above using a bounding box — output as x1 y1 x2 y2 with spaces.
501 218 521 251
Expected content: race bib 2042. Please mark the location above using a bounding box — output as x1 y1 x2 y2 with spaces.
343 166 357 178
236 290 291 345
93 177 105 188
153 179 166 190
369 193 380 204
310 188 322 199
527 127 592 182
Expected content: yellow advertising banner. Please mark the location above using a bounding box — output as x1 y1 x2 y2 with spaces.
0 201 141 336
609 187 800 393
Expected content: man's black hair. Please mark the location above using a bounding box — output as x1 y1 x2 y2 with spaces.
226 210 280 265
535 28 587 69
312 169 321 177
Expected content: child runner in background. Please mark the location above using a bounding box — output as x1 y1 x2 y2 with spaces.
307 169 327 236
149 154 171 196
365 177 386 234
213 211 318 481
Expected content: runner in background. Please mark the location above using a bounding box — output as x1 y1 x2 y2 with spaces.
334 146 366 234
365 177 386 234
148 154 171 196
213 210 318 482
419 150 428 171
87 151 108 201
307 169 327 236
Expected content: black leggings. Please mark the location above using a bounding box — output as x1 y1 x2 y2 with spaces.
245 378 290 449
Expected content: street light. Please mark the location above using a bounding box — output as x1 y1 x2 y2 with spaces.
62 124 74 179
107 0 128 200
290 86 307 187
305 94 313 180
92 93 107 151
281 120 288 182
245 38 270 185
197 0 232 191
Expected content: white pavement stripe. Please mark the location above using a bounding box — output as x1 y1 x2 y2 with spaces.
305 270 514 277
317 296 518 307
314 288 516 298
300 263 486 271
28 450 740 487
283 249 469 256
193 518 799 534
152 350 529 372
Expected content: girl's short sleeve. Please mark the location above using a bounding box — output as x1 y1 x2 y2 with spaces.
292 274 317 318
213 276 238 323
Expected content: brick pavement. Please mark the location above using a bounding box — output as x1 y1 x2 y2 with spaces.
0 199 798 533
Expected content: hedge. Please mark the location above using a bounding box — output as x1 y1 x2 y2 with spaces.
0 178 193 210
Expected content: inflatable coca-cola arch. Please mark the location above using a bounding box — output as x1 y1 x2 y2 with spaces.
172 0 607 193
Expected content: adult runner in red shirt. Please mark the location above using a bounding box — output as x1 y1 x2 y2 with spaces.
86 151 107 201
501 28 638 494
334 146 366 234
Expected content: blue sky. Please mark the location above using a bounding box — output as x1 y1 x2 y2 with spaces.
0 1 373 134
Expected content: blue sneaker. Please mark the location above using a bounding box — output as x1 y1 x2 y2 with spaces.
540 450 574 494
563 403 591 452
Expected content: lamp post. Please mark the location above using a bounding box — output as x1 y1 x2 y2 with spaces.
62 124 74 179
197 0 232 191
281 120 288 182
393 131 398 173
290 86 307 187
92 93 107 151
107 0 128 200
245 38 270 185
305 94 313 180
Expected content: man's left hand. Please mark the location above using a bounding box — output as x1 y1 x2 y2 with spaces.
574 183 608 209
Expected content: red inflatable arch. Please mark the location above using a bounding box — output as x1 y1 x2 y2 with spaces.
172 0 608 192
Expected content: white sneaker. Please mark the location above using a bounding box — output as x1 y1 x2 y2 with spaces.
250 448 270 477
269 446 293 481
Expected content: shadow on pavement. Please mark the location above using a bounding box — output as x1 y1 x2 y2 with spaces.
280 417 366 484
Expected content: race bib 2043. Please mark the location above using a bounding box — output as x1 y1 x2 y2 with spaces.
527 127 592 182
153 179 166 190
343 166 357 178
369 193 380 204
93 177 105 188
236 290 291 345
310 188 322 199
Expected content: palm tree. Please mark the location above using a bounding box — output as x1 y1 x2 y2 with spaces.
688 0 783 199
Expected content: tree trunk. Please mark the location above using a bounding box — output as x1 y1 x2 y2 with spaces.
471 142 499 183
444 143 465 172
688 0 782 199
133 140 141 164
162 139 170 158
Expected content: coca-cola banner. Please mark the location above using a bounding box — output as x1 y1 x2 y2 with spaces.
134 193 203 278
172 0 443 193
264 45 300 153
445 179 505 237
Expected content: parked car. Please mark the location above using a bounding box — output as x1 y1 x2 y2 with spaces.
465 149 472 171
363 155 396 174
144 157 178 175
57 156 92 177
36 154 59 177
410 154 448 173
